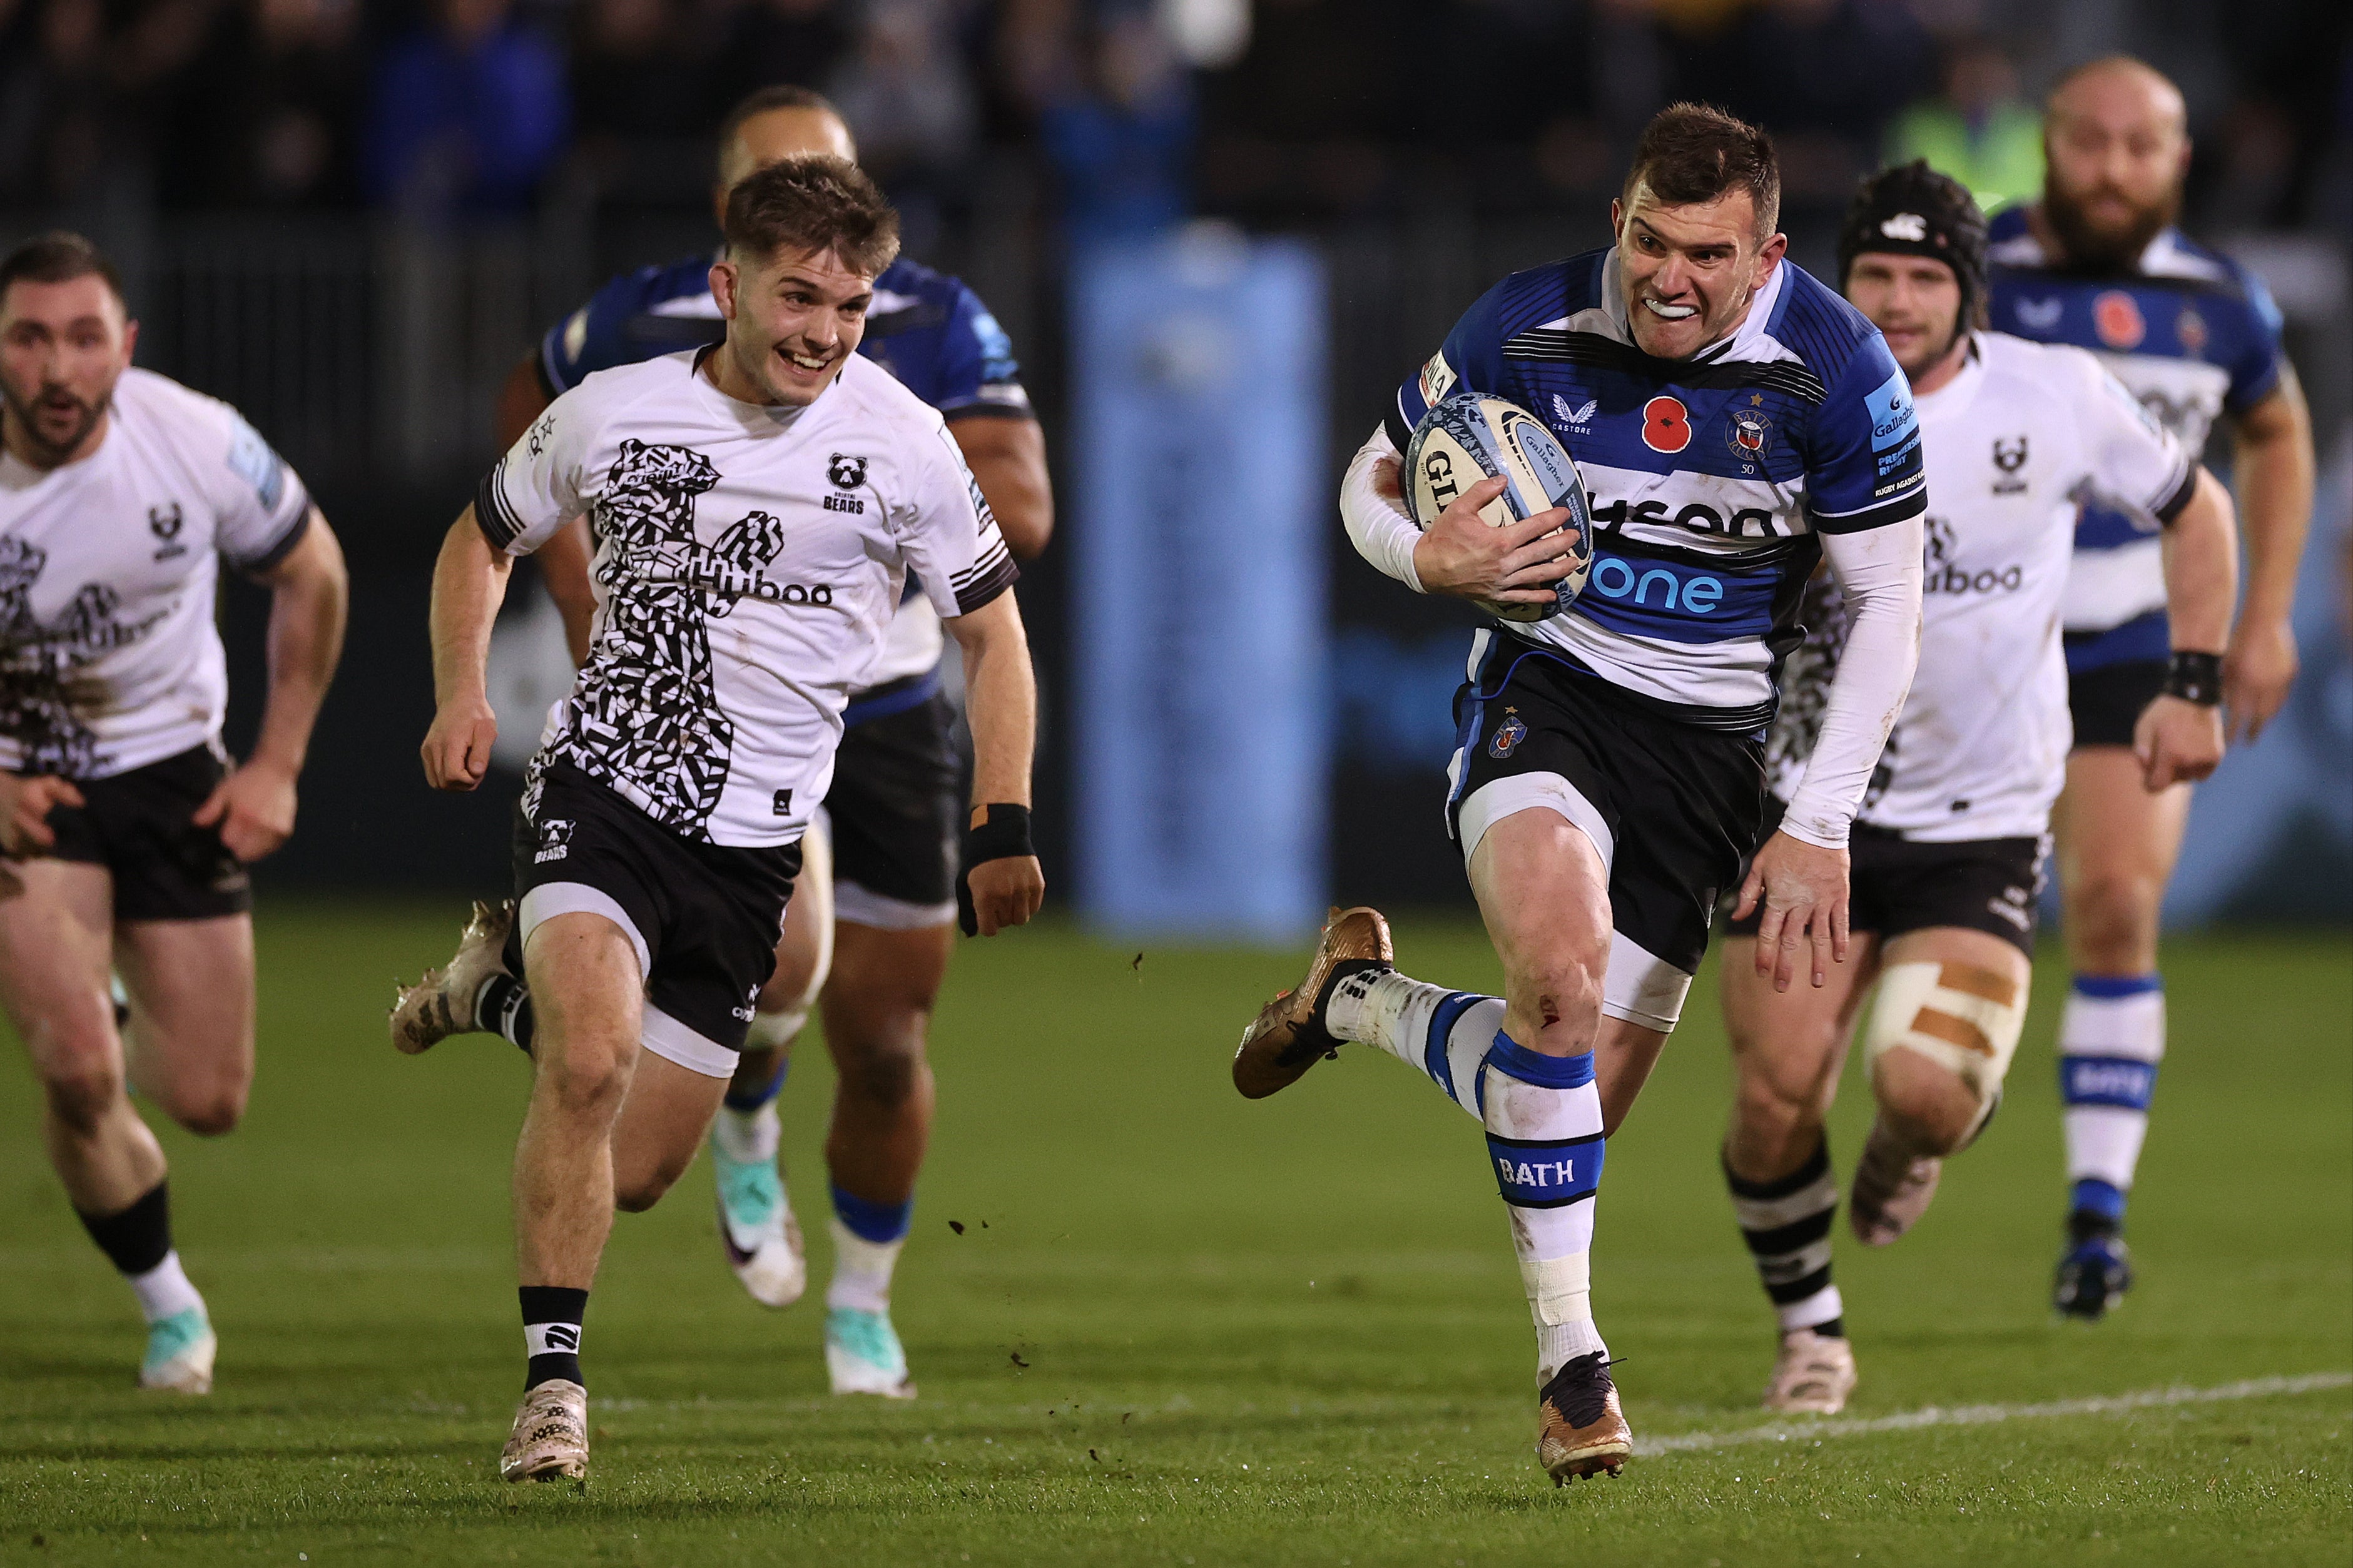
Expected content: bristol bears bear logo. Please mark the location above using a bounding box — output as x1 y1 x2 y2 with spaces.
533 817 575 864
1641 396 1692 453
148 502 187 561
1991 435 2029 495
828 453 868 490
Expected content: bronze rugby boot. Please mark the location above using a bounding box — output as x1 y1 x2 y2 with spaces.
501 1378 589 1482
1537 1351 1632 1482
389 899 516 1055
1231 906 1394 1099
1848 1117 1944 1247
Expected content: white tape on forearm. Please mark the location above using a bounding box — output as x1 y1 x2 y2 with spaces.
1520 1251 1592 1327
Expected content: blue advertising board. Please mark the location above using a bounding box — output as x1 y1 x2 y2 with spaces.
1069 228 1328 941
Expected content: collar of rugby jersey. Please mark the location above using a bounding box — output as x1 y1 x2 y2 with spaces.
688 341 825 432
1909 332 1988 428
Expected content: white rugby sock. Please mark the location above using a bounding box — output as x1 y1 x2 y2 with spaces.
2058 975 2163 1223
714 1100 781 1165
826 1218 904 1314
1325 970 1500 1123
1479 1030 1608 1380
128 1252 205 1325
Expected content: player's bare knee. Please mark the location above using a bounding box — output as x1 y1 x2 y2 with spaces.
2064 873 2160 969
840 1033 927 1108
41 1053 126 1136
536 1039 631 1118
168 1082 247 1137
1873 1048 1975 1155
612 1163 682 1213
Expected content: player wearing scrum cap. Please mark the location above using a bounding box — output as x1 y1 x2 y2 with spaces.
1716 163 2236 1415
1229 104 1928 1483
417 156 1042 1480
0 231 349 1395
1986 58 2315 1320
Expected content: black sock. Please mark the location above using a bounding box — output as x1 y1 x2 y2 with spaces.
520 1285 587 1390
479 974 535 1056
1724 1138 1842 1335
77 1180 172 1277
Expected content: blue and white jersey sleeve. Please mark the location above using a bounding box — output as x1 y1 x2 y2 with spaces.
1803 335 1926 534
930 284 1033 420
2220 260 2286 415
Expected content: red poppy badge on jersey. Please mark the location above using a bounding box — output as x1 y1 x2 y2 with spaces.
2093 290 2146 350
1641 395 1692 453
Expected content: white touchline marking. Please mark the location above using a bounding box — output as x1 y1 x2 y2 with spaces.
1636 1372 2353 1457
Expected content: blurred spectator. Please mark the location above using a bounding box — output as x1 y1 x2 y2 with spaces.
1691 0 1934 202
571 0 723 150
709 0 854 118
364 0 569 216
1196 0 1410 217
831 0 978 239
0 0 119 206
160 0 364 209
1041 6 1193 244
1884 36 2041 214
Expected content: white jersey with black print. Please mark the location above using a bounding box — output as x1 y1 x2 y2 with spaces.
1767 333 2193 842
475 348 1015 849
0 366 313 779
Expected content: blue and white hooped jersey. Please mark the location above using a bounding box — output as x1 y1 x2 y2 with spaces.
1389 248 1926 732
1986 210 2284 649
535 250 1032 689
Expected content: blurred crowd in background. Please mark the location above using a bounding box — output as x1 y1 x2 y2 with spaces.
2 0 2345 246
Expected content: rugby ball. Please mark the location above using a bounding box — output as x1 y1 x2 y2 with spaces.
1401 392 1593 622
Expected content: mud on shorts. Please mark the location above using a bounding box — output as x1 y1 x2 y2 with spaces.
509 761 801 1077
1445 634 1766 1034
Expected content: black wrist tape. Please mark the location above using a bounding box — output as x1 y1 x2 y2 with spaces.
957 804 1035 936
2162 650 2223 706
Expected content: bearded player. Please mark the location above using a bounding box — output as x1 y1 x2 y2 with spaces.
1231 105 1926 1482
1986 57 2315 1319
1 232 348 1393
395 86 1051 1399
1717 163 2237 1414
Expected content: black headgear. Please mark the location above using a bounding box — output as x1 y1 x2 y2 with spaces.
1837 160 1988 327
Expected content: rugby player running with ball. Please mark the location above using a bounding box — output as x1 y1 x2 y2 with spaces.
1716 163 2235 1416
1230 105 1927 1483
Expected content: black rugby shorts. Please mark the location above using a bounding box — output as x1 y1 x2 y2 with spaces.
36 743 252 921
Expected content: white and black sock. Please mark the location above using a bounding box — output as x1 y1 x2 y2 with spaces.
1725 1138 1844 1337
520 1285 586 1390
476 974 535 1056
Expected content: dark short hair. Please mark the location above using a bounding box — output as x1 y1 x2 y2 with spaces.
0 231 126 311
1622 103 1782 240
716 85 847 184
723 154 900 278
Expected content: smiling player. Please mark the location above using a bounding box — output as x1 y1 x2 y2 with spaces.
417 157 1042 1480
1231 104 1926 1483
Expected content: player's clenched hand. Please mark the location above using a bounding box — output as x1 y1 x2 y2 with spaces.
422 696 499 792
2135 694 2225 791
963 855 1045 937
194 757 298 862
1398 468 1576 607
1734 831 1851 993
2222 616 2296 744
0 774 84 857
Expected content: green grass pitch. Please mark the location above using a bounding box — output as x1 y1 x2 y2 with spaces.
1 906 2347 1565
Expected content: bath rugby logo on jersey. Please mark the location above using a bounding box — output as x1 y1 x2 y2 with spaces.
1725 400 1773 462
1489 707 1527 758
